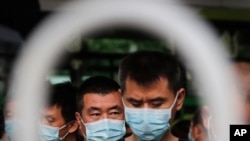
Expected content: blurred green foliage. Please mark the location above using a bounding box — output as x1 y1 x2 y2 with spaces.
87 38 171 53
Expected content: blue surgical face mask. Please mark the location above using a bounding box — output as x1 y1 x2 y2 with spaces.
39 124 68 141
80 118 126 141
5 120 17 141
124 93 179 141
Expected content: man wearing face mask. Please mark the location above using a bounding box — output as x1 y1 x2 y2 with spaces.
39 82 80 141
75 76 126 141
118 50 187 141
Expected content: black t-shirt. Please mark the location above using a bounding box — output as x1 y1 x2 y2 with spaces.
75 134 84 141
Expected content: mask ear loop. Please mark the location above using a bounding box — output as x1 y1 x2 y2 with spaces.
80 118 87 139
59 132 69 141
58 120 74 140
121 98 127 108
169 92 180 110
59 124 67 130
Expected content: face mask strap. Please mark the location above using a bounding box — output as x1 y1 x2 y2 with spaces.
121 98 127 108
58 120 75 140
80 117 87 139
169 92 180 110
59 124 67 130
59 132 69 141
60 120 75 130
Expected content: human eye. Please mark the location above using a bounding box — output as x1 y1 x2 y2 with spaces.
110 111 120 115
150 100 164 108
46 117 55 123
151 101 162 108
109 110 120 119
90 112 100 118
149 98 165 108
130 100 142 107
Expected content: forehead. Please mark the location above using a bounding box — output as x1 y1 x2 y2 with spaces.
234 62 250 81
234 62 250 94
124 77 174 99
234 62 250 73
82 92 122 109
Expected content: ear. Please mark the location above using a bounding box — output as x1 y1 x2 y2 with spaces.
193 124 203 138
68 120 79 133
75 112 83 131
75 112 86 136
176 88 185 111
75 112 81 123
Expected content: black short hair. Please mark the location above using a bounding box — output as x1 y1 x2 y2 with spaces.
0 107 4 138
191 108 207 133
47 82 77 123
76 76 120 113
191 108 203 127
118 50 186 94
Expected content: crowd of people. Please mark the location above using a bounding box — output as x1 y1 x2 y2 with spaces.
0 50 249 141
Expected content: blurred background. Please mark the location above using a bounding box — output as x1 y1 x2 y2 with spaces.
0 0 250 134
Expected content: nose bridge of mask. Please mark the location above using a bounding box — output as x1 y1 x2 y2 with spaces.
39 124 60 140
84 119 110 130
39 123 68 138
80 117 110 138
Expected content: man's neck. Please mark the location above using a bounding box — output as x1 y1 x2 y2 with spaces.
125 134 137 141
162 130 179 141
64 134 77 141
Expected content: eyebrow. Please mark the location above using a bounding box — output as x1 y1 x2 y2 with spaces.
87 107 101 113
44 115 54 119
127 98 143 103
126 97 166 103
108 105 122 111
148 97 166 103
42 115 56 122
